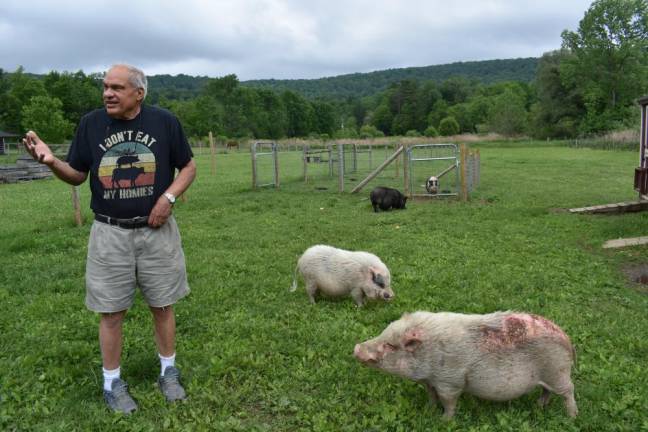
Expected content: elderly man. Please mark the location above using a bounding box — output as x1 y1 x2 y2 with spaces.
23 64 196 414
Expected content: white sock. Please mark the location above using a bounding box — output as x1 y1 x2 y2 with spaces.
103 366 120 392
159 353 176 376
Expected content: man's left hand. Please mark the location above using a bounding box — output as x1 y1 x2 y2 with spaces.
148 196 173 228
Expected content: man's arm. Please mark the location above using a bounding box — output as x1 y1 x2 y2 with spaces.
23 131 87 185
164 159 197 199
148 159 197 228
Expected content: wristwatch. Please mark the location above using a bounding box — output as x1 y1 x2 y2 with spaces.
163 192 176 205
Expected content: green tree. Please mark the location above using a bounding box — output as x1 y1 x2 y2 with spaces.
561 0 648 133
427 99 448 131
488 87 529 135
531 50 585 138
282 90 315 137
405 129 421 137
447 103 472 133
424 125 439 137
21 95 74 143
200 74 243 137
420 81 443 114
466 95 494 133
312 100 336 136
43 70 102 126
4 67 47 133
439 116 460 136
169 96 224 138
350 98 367 127
440 76 475 104
370 101 393 135
359 124 384 138
388 80 425 135
253 89 287 139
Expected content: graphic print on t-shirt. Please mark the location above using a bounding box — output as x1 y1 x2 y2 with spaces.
98 142 156 200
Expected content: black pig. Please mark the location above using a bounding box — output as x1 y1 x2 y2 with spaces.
370 186 408 212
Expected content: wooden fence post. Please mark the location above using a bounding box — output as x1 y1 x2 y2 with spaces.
251 142 257 189
338 143 345 193
394 142 400 178
209 131 216 175
274 142 280 189
460 143 468 201
303 145 308 183
403 144 410 197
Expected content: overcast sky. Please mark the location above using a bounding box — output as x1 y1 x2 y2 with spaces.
0 0 593 81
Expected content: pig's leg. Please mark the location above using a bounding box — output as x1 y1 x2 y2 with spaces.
423 381 439 407
435 386 461 419
560 382 578 417
305 280 318 304
350 287 365 307
542 377 578 417
537 387 551 408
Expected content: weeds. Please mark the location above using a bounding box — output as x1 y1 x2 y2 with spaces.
1 144 648 430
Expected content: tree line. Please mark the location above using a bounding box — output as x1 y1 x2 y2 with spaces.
0 0 646 144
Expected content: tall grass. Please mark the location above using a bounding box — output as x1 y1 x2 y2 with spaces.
1 144 648 431
568 129 640 152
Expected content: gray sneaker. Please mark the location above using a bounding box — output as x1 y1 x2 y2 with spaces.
159 366 187 402
104 378 137 414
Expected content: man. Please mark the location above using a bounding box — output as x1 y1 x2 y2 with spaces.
23 64 196 414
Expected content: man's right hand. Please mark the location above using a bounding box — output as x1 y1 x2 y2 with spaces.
23 131 55 166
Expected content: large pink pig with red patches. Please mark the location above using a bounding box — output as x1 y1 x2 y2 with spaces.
353 311 577 419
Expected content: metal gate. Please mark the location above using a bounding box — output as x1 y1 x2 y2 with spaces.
635 96 648 197
407 143 460 197
251 141 279 189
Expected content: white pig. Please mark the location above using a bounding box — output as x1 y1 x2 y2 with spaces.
290 245 394 306
354 311 577 419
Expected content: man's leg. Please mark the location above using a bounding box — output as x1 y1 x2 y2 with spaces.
150 305 175 358
100 310 137 414
100 311 127 370
151 305 186 401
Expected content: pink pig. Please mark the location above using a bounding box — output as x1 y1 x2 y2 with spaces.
354 311 578 419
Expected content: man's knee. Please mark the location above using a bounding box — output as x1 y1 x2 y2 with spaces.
101 310 126 328
150 305 174 319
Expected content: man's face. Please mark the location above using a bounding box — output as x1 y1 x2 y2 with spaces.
103 66 143 120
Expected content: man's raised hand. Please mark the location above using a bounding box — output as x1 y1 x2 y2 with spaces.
22 131 55 166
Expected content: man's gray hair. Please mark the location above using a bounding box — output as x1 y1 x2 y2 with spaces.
110 64 148 99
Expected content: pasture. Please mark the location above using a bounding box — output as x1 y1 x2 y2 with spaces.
1 141 648 431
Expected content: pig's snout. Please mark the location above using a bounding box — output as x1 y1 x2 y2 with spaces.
354 343 377 363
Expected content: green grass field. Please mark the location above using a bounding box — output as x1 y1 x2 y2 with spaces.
2 142 648 431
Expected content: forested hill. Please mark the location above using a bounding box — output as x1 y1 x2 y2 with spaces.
143 57 538 102
240 57 538 99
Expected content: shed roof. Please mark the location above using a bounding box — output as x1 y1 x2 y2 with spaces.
0 130 19 138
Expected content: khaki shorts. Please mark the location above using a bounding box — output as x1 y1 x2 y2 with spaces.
85 215 190 313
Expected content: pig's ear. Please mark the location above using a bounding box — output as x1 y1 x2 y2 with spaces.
369 267 385 288
403 327 423 352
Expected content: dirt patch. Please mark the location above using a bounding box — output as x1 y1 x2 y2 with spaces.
621 263 648 294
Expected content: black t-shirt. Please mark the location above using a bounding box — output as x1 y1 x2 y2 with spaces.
67 105 193 218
